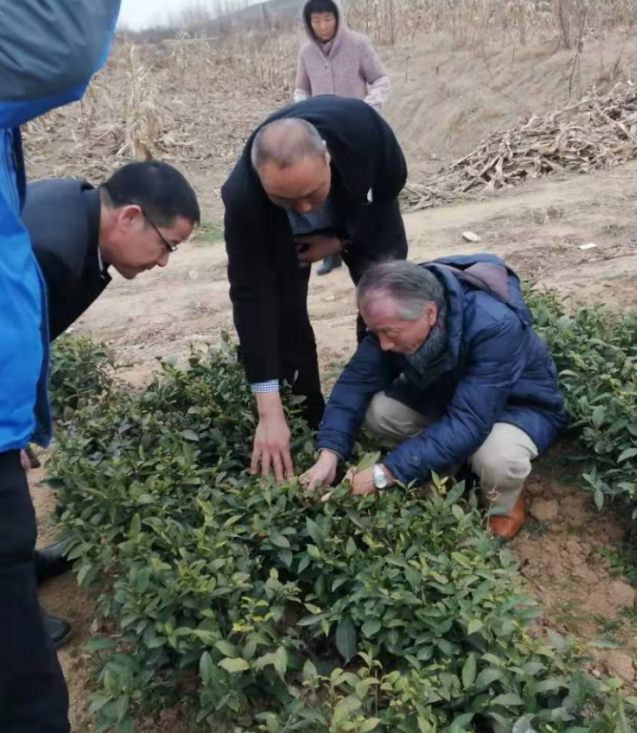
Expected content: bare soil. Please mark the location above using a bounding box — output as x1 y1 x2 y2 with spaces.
27 28 637 730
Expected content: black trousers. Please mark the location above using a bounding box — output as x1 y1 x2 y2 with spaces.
0 451 69 733
279 264 326 429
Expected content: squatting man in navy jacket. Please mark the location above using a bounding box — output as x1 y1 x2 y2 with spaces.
300 255 569 540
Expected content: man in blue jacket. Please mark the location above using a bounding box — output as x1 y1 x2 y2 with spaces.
0 2 120 730
300 256 568 540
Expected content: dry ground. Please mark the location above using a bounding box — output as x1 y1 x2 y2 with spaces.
24 26 637 731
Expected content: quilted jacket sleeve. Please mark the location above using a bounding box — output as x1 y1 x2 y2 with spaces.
384 316 529 485
317 336 399 459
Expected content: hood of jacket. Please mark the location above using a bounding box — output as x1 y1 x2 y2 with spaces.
397 253 533 380
302 0 350 53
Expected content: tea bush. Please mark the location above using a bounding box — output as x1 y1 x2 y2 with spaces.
49 334 115 419
526 289 637 516
49 341 637 732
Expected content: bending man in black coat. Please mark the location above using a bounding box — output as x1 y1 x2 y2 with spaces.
23 161 200 648
222 97 408 483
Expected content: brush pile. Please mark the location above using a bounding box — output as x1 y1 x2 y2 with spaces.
402 82 637 212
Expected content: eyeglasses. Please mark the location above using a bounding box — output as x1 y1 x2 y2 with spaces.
142 208 178 253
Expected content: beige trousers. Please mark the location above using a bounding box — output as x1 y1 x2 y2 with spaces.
364 391 538 514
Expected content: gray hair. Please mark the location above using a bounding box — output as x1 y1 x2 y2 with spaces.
357 260 445 320
250 118 326 171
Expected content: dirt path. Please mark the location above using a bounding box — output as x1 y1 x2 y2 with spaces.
34 161 637 729
69 159 637 386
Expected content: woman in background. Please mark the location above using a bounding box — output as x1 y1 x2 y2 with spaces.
294 0 390 275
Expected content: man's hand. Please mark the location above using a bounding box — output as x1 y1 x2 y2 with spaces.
251 392 294 483
346 465 395 496
300 450 339 495
20 449 31 474
295 234 342 267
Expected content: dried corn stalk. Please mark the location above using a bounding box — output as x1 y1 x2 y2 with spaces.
403 82 637 212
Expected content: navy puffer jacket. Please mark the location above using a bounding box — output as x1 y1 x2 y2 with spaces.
317 254 569 485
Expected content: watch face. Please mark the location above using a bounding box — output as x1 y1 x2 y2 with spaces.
374 465 388 489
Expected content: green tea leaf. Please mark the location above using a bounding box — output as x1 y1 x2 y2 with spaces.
362 619 382 637
218 657 250 674
269 532 290 549
462 654 477 689
214 640 237 658
360 718 381 732
492 693 524 707
306 517 324 546
180 429 199 442
273 646 288 677
199 651 214 685
332 695 362 727
346 537 357 556
618 447 637 462
336 618 357 662
467 619 483 635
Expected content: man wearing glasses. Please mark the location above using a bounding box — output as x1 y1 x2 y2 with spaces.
24 161 200 342
20 160 200 648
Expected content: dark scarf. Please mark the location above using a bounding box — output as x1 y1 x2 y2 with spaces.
402 297 454 391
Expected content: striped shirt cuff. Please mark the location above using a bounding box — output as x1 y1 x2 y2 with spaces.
251 380 280 394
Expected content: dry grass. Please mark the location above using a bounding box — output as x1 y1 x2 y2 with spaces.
21 34 295 183
346 0 637 48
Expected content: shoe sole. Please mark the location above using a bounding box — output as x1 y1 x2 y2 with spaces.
52 627 73 650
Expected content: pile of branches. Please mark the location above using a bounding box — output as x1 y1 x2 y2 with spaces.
403 82 637 212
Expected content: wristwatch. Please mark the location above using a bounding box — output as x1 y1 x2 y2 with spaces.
373 464 389 490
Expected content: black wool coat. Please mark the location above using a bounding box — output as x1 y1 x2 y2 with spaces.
23 179 109 341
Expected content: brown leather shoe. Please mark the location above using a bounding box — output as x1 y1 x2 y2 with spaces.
488 495 525 542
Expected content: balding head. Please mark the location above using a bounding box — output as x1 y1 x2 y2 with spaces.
251 118 332 214
251 118 326 171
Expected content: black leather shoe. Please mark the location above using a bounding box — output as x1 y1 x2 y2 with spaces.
44 614 73 650
35 542 72 585
317 254 342 276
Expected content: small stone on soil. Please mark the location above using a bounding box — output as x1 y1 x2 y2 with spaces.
609 579 636 609
462 230 481 242
529 499 559 522
602 650 635 682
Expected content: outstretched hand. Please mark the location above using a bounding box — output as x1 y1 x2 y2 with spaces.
300 450 339 501
251 413 295 484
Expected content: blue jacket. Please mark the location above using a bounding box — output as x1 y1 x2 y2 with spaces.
318 254 569 485
0 0 120 453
